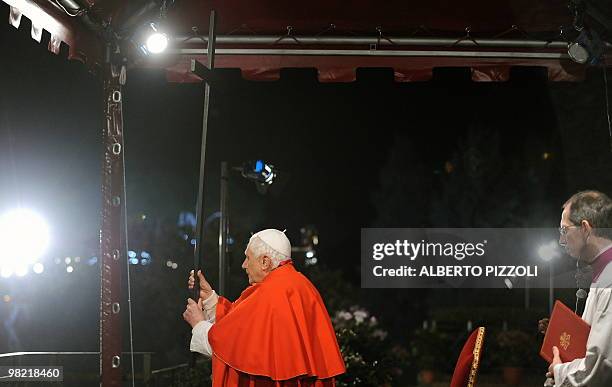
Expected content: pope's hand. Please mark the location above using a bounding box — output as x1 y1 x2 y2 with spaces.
183 298 205 328
189 269 213 300
546 346 562 380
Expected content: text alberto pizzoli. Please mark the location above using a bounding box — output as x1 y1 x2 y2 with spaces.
371 240 538 278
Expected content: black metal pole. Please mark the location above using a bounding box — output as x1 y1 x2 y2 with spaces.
219 162 229 296
192 11 216 297
100 46 125 387
190 9 216 368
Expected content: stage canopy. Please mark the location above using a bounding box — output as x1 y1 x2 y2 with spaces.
3 0 612 82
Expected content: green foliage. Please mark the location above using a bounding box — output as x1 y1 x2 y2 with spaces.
302 264 357 312
332 306 409 386
158 360 212 387
491 329 538 368
408 328 452 370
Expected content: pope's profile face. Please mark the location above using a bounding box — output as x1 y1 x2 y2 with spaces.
559 206 585 259
242 248 267 284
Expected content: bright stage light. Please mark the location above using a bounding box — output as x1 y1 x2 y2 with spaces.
142 23 168 54
33 263 44 274
146 32 168 54
0 209 50 271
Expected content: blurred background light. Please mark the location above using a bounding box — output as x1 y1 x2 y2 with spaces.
33 263 44 274
0 209 50 271
538 240 560 262
1 266 13 278
15 265 28 277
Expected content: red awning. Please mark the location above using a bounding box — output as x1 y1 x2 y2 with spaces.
3 0 611 81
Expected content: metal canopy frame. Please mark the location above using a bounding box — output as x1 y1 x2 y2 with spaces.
2 1 612 386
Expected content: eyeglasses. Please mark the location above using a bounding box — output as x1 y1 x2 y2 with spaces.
558 225 579 236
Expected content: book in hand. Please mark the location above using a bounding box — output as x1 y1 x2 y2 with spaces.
540 300 591 363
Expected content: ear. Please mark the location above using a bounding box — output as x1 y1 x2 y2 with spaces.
261 255 273 270
581 219 592 233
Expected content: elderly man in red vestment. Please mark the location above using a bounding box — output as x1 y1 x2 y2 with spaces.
183 229 345 386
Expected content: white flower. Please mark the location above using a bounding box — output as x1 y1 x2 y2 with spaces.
353 310 368 324
372 329 388 340
369 316 378 327
336 311 352 321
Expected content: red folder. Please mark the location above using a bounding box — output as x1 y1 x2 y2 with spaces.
540 300 591 363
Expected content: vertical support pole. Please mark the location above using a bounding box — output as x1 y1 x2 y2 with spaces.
219 162 228 296
100 58 125 386
143 353 151 384
190 9 216 368
193 9 217 294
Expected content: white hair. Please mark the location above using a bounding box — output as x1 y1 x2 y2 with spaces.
246 236 289 268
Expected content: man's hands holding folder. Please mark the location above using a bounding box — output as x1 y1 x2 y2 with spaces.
546 346 562 379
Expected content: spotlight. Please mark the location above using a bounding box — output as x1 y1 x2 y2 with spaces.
241 160 277 186
0 209 50 271
143 23 168 54
568 29 605 65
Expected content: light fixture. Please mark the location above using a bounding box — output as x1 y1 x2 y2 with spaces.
143 23 168 54
241 160 277 186
567 27 605 65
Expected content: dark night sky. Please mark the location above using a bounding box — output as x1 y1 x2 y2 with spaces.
2 2 612 375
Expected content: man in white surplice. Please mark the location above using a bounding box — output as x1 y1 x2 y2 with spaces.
545 190 612 387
